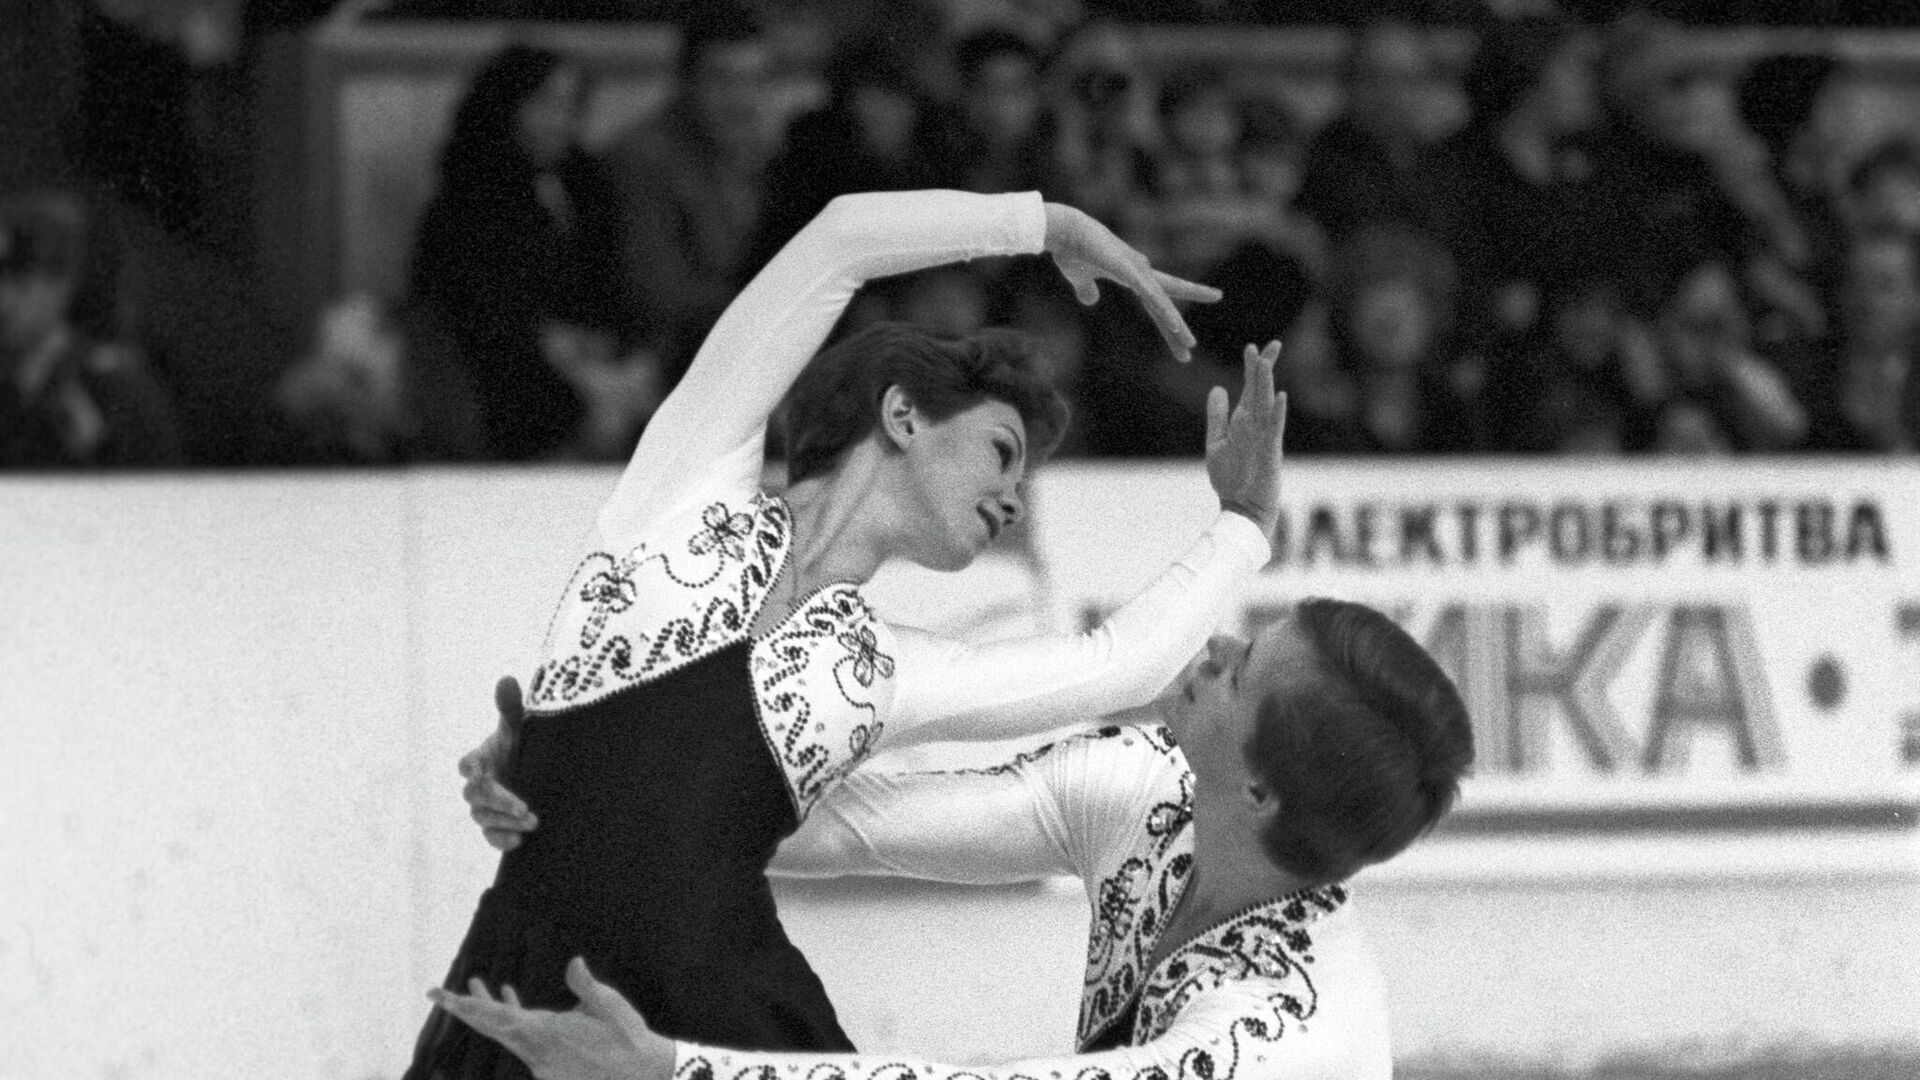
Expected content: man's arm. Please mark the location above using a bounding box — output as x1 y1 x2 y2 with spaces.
460 679 1150 885
431 961 1363 1080
885 342 1285 748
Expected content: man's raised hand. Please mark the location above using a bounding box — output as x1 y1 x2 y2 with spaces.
1205 340 1287 554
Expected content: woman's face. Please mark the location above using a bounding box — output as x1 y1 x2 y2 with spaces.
895 396 1030 572
516 65 584 168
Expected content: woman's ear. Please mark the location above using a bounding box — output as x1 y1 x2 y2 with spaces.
878 384 919 450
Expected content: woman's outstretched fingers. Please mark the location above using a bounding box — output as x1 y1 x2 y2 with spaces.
1155 270 1223 305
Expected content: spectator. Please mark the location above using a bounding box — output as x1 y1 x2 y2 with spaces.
1847 137 1920 239
926 26 1060 196
268 295 489 465
599 5 777 378
1732 52 1850 352
1802 229 1920 451
1290 223 1476 455
1644 260 1809 453
1294 16 1467 245
409 44 657 463
1429 17 1606 377
0 191 183 469
1585 14 1752 319
1491 273 1668 454
744 35 944 275
1047 19 1159 235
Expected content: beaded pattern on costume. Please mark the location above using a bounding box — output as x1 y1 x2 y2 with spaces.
932 723 1130 777
526 495 786 710
1132 884 1348 1047
1078 724 1192 1049
750 583 897 819
678 884 1342 1080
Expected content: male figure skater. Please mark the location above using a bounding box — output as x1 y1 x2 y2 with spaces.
439 594 1474 1080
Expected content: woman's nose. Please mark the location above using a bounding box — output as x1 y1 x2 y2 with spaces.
998 483 1025 526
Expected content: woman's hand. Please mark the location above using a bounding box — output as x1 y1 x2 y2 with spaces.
461 677 538 851
1205 341 1287 553
429 958 675 1080
1043 202 1221 362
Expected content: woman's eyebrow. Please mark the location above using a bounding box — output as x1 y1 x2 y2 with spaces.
998 423 1027 457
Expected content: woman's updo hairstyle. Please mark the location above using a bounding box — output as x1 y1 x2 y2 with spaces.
781 321 1069 485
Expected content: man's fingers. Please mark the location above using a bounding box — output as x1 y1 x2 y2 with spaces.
568 956 649 1031
495 675 526 735
434 986 530 1057
1250 339 1277 404
1205 385 1229 450
472 805 535 832
466 774 533 819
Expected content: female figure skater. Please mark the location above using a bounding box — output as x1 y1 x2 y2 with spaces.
406 188 1285 1078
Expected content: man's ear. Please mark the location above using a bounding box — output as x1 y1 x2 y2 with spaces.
878 384 919 450
1244 779 1282 825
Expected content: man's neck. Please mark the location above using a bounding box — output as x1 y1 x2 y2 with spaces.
1152 804 1312 967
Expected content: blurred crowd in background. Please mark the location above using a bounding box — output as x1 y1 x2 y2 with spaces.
5 0 1920 468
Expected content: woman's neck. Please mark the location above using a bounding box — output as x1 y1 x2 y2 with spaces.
780 472 891 586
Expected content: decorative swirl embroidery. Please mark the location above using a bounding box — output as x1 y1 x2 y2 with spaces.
688 503 755 561
836 626 896 687
753 584 893 818
1133 885 1347 1046
527 495 786 709
1078 727 1192 1049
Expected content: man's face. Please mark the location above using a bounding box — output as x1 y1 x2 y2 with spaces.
1161 611 1316 784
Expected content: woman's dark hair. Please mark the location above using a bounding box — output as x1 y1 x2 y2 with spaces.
436 44 574 193
780 321 1068 485
1243 598 1474 885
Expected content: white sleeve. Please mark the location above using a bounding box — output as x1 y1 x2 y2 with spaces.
595 190 1047 542
671 980 1362 1080
769 727 1156 885
885 512 1268 746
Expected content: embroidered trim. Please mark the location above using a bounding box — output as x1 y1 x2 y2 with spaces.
1078 725 1190 1049
750 583 892 819
527 494 788 709
1132 884 1347 1045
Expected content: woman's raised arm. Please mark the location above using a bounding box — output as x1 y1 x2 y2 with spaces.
595 190 1046 540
